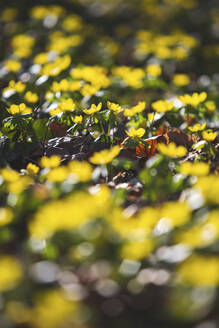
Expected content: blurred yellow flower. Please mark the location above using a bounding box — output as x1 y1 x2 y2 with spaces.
160 201 191 227
180 161 209 176
0 207 13 226
120 239 154 260
5 60 21 72
46 167 69 183
146 64 162 77
178 255 219 286
172 74 190 86
40 155 61 168
68 161 93 182
0 256 22 291
124 101 146 117
25 91 39 103
195 175 219 204
89 145 120 165
152 99 174 112
157 142 187 157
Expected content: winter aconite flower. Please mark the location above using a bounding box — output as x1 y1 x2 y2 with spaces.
179 92 207 107
202 131 217 142
26 163 40 176
89 145 120 165
5 60 21 72
172 74 190 86
24 91 39 103
40 155 61 168
72 115 83 124
152 100 174 113
6 103 32 115
157 142 187 157
125 127 145 138
188 123 206 132
146 64 162 77
107 101 123 114
0 256 22 291
124 101 146 117
178 255 219 286
83 102 102 115
180 161 209 176
0 208 13 226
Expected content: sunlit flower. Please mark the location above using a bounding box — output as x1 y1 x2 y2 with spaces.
5 60 21 72
157 142 187 157
202 130 217 142
0 256 22 291
26 163 40 176
83 102 102 115
152 99 174 112
107 101 123 114
125 127 145 138
172 74 190 86
0 208 13 226
179 92 207 107
89 145 120 165
180 161 209 176
40 155 61 168
188 123 206 132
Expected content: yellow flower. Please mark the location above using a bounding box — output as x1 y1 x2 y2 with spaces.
159 201 191 227
46 167 69 183
124 101 146 117
188 122 206 132
1 8 18 22
89 145 120 165
195 175 219 204
1 168 20 182
26 163 40 176
178 255 219 286
180 161 209 176
5 60 21 72
81 84 99 97
0 208 13 226
172 74 190 86
107 101 123 114
40 156 61 168
72 115 83 124
0 256 22 291
146 64 162 77
125 127 145 138
120 239 154 260
83 102 102 115
7 176 32 194
31 289 77 328
157 142 187 157
58 98 76 112
68 161 93 182
3 80 26 94
6 103 31 115
205 100 216 112
34 52 48 65
152 99 174 112
24 91 39 103
178 92 207 107
202 130 217 142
